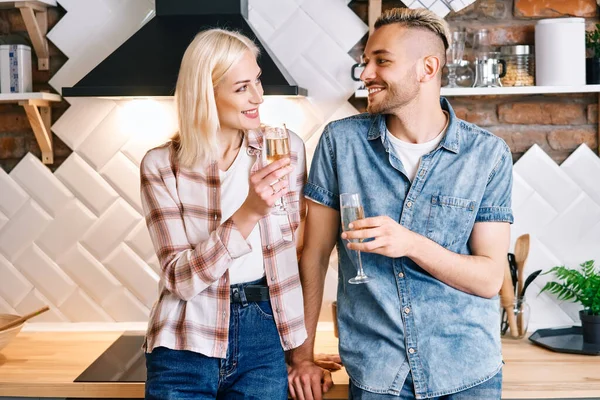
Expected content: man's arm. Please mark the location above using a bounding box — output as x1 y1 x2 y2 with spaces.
288 200 340 400
408 221 510 298
344 219 510 298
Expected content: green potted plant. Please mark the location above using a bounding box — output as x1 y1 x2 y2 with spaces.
585 23 600 84
540 260 600 344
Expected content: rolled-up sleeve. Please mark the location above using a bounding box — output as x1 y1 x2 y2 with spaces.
304 124 340 211
475 145 514 223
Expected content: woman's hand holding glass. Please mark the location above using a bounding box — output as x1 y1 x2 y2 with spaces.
243 158 293 218
263 125 295 214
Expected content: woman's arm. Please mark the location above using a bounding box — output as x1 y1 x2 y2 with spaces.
141 149 291 301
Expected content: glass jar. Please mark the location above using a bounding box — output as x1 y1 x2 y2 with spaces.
500 45 535 87
501 296 530 339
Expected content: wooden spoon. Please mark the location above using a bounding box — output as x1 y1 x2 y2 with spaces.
500 260 518 338
514 234 530 298
0 306 50 332
514 234 530 336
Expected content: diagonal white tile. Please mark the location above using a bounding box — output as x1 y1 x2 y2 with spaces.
14 244 77 307
100 151 142 213
52 98 117 150
81 199 142 261
0 253 33 308
514 145 582 214
125 220 156 262
0 168 29 218
10 153 74 217
77 104 135 170
36 200 97 260
59 289 114 322
561 144 600 206
0 200 53 262
55 153 120 216
15 289 68 322
101 288 149 322
300 0 368 50
104 244 159 308
57 243 122 305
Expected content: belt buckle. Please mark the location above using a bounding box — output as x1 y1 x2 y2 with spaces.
231 287 242 303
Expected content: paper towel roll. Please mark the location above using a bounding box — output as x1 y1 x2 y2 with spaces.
535 18 586 86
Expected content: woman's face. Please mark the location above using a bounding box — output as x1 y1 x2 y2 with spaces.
215 50 264 132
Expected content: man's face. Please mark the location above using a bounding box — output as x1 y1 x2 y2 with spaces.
360 24 421 114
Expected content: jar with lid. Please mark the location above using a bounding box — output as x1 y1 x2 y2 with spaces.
500 45 535 86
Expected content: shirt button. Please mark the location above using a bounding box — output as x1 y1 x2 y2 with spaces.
432 197 438 204
406 201 412 209
266 244 271 250
276 308 281 313
271 276 276 281
214 214 218 220
408 348 416 354
404 307 411 314
398 272 404 278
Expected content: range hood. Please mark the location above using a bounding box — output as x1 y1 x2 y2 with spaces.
62 0 306 97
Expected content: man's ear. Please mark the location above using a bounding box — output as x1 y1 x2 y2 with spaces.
420 55 442 83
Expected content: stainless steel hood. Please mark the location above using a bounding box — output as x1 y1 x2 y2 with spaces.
61 0 306 97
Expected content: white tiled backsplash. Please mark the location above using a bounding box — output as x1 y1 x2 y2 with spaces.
0 0 597 332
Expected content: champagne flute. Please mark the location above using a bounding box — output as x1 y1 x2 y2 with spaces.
263 125 291 215
340 193 370 284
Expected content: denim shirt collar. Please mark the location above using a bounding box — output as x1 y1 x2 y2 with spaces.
366 97 460 154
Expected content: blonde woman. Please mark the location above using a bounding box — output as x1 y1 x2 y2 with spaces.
140 29 307 399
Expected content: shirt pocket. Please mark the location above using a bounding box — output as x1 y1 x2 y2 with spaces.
426 195 476 247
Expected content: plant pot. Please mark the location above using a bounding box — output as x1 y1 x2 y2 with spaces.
586 58 600 84
580 310 600 344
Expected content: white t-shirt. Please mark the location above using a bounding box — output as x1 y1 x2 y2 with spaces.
219 135 265 284
386 113 448 182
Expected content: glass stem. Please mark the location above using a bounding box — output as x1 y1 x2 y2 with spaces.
356 250 365 277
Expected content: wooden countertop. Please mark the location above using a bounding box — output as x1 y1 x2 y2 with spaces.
0 331 599 399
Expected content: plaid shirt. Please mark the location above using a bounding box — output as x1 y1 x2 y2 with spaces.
140 128 307 358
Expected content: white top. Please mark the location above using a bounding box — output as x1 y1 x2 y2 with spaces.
386 112 448 182
219 135 265 284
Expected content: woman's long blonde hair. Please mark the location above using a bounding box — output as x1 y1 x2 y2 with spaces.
173 29 259 167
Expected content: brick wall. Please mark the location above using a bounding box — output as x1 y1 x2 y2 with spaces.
0 7 68 172
349 0 600 163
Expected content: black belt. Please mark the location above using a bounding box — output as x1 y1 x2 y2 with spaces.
230 283 270 303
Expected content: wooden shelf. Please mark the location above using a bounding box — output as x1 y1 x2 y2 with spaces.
0 0 57 70
0 0 57 6
0 92 61 102
355 85 600 98
0 92 62 164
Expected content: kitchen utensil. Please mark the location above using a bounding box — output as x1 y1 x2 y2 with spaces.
0 314 24 352
0 305 49 332
473 55 507 88
446 30 466 88
514 234 530 336
514 234 530 301
507 253 518 296
500 260 519 337
520 269 542 298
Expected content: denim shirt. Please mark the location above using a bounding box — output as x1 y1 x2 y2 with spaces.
305 98 513 398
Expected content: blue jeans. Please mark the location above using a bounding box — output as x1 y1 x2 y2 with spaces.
349 369 502 400
145 285 287 399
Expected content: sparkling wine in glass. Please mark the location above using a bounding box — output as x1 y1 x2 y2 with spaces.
263 125 291 214
340 193 370 284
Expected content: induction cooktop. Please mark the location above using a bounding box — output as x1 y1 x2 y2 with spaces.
74 332 146 382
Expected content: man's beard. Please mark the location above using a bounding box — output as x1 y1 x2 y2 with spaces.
367 85 400 114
